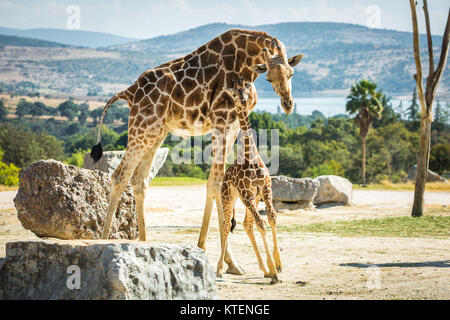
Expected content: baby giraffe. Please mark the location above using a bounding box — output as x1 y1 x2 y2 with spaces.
217 79 282 284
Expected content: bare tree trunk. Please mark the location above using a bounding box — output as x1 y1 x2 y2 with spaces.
412 119 431 216
361 136 366 185
409 0 450 217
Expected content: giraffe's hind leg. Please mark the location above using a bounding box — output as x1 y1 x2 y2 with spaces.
130 129 168 241
240 190 279 283
243 205 270 278
101 144 147 239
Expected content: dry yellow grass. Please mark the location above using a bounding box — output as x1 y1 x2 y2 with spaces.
354 181 450 192
0 94 106 110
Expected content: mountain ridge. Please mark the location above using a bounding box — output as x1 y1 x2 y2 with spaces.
0 26 138 48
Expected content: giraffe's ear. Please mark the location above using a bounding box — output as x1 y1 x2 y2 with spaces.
288 54 304 67
251 64 267 74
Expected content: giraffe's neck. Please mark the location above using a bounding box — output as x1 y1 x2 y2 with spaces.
237 114 259 164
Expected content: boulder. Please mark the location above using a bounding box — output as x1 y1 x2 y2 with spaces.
83 148 169 179
313 175 353 206
270 176 319 211
14 160 138 240
0 240 217 300
407 165 448 183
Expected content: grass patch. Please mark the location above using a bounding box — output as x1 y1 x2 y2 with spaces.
0 177 208 189
280 215 450 239
353 181 450 192
150 177 207 187
0 186 18 192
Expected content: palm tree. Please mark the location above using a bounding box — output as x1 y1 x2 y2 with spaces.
346 80 384 185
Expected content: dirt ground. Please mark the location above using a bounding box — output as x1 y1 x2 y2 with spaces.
0 187 449 300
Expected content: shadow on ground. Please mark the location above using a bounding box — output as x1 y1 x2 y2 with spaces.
340 260 450 268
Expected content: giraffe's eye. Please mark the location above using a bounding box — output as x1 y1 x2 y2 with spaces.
267 78 272 83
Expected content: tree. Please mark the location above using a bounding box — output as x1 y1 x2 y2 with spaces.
346 79 384 185
407 88 420 127
409 0 449 217
0 123 64 168
90 107 103 125
15 99 32 120
78 103 90 124
0 100 7 121
429 143 450 175
29 101 47 119
433 101 449 141
57 100 79 121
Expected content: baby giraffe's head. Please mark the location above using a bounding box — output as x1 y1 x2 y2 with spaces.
224 78 253 118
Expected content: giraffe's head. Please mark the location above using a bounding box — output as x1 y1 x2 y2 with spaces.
252 47 304 114
224 77 253 119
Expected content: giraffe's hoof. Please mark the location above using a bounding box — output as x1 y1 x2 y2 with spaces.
270 276 281 285
277 266 283 273
226 266 245 275
216 272 223 278
264 273 271 278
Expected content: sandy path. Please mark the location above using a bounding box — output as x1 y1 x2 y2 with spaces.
1 187 449 299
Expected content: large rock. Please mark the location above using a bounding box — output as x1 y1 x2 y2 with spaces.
83 148 169 179
270 176 319 211
407 165 448 183
14 160 138 240
0 240 217 300
313 175 353 206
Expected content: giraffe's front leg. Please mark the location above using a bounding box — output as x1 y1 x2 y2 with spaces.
263 184 282 273
212 165 245 276
217 181 235 278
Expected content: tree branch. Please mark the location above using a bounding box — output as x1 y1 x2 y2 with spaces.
423 0 434 79
428 8 450 106
409 0 427 116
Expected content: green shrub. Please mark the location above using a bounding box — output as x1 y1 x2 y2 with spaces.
65 149 89 168
0 148 20 186
0 161 20 186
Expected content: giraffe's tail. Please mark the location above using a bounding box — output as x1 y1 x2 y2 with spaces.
90 91 129 163
230 208 237 233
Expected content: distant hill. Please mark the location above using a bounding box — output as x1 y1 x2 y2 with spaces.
0 22 448 99
0 34 68 48
0 27 138 48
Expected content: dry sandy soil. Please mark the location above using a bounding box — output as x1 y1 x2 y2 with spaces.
0 187 449 300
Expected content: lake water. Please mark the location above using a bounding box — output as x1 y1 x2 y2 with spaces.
256 95 411 117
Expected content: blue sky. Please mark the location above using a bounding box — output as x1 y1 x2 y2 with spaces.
0 0 448 39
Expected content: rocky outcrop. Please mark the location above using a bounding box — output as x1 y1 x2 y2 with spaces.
83 148 169 179
407 165 448 183
271 176 319 211
313 175 353 206
14 160 138 240
0 240 217 300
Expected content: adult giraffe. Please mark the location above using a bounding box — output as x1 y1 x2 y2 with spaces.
91 29 303 275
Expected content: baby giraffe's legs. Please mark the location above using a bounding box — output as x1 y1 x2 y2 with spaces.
217 181 238 278
263 184 282 273
243 204 270 278
241 190 279 284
